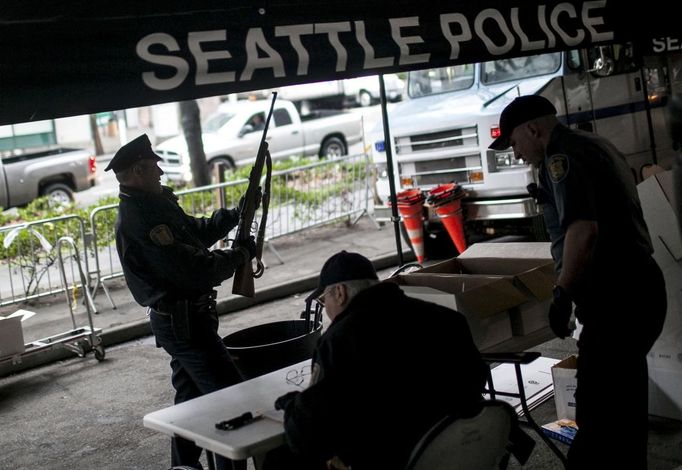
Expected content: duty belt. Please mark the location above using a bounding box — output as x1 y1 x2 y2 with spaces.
155 290 217 315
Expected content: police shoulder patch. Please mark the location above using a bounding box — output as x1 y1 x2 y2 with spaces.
547 154 569 183
149 224 174 246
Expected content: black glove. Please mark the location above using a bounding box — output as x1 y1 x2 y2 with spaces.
549 285 573 339
274 391 300 411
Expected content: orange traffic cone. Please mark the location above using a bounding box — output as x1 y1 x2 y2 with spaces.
427 183 467 254
396 189 426 263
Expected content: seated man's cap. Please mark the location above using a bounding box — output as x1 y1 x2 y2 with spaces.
104 134 161 173
489 95 557 150
312 250 379 298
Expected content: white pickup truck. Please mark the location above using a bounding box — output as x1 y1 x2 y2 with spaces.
155 99 364 184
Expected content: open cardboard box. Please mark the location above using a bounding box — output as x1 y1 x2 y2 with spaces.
389 276 514 350
637 169 682 420
552 355 578 420
407 247 556 336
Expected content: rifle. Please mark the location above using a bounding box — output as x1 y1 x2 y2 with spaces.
232 92 277 297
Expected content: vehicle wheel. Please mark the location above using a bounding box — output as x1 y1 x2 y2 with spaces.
358 90 373 107
41 183 74 207
94 345 106 361
320 137 347 159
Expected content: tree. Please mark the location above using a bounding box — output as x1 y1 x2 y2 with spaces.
89 114 104 156
179 100 209 187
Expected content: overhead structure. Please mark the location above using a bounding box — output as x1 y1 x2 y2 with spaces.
1 0 676 125
2 1 678 261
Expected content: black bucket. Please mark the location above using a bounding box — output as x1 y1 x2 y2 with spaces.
223 319 322 380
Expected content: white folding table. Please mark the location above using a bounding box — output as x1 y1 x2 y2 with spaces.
143 360 309 469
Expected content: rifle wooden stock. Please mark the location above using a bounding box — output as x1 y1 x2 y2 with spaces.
232 93 277 297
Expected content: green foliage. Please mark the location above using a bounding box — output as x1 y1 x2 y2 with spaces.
0 194 120 296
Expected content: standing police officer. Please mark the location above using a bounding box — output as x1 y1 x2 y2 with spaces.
105 134 255 470
490 96 666 469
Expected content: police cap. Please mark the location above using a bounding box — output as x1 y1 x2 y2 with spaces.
104 134 161 172
489 95 557 150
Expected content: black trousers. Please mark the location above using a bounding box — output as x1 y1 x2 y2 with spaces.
568 256 666 470
150 307 245 470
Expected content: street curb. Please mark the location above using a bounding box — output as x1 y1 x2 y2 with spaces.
0 250 413 377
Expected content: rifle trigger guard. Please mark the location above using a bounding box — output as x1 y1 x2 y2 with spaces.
253 259 265 278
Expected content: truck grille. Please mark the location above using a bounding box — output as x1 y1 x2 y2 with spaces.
395 125 478 154
403 154 483 187
156 150 181 166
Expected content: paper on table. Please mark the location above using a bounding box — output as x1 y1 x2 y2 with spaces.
261 408 285 423
484 356 559 416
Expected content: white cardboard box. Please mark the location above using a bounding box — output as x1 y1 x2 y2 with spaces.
637 170 682 420
408 246 556 337
0 311 30 358
552 355 578 420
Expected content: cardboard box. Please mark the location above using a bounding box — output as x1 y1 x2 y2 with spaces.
552 355 578 420
508 298 552 336
413 246 556 336
0 315 26 359
637 170 682 420
394 282 513 350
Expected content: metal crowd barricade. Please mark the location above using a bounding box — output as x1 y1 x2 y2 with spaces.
0 236 105 367
71 153 374 308
263 153 372 263
0 215 91 308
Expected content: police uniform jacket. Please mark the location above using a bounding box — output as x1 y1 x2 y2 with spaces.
539 124 653 290
282 282 487 469
115 185 242 307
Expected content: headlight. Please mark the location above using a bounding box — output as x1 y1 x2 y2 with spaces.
375 163 388 179
488 150 527 172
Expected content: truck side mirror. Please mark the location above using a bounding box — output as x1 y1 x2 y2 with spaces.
239 124 254 137
588 46 614 77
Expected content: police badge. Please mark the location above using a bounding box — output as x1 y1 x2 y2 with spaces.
548 154 569 183
149 224 174 246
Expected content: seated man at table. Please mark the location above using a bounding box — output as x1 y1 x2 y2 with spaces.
265 250 488 470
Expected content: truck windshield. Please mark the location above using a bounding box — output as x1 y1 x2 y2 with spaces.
203 112 236 133
480 53 561 85
407 64 475 98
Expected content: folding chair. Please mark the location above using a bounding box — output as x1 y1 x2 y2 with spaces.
481 352 568 469
404 400 520 470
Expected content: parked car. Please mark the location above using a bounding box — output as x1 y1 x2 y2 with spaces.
0 147 97 209
155 99 364 184
343 73 405 107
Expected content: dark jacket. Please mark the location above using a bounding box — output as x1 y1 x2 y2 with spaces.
282 282 487 469
115 185 242 307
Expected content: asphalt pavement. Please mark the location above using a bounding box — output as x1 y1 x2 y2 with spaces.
0 216 681 469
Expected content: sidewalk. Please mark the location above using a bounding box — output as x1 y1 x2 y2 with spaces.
0 215 411 376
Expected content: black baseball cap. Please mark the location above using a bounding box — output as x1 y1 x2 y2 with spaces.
311 250 379 298
104 134 161 173
489 95 557 150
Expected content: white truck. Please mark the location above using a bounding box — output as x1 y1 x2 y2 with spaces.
155 99 364 184
370 44 677 258
237 74 405 110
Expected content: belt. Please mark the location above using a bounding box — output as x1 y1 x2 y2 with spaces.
154 290 218 314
